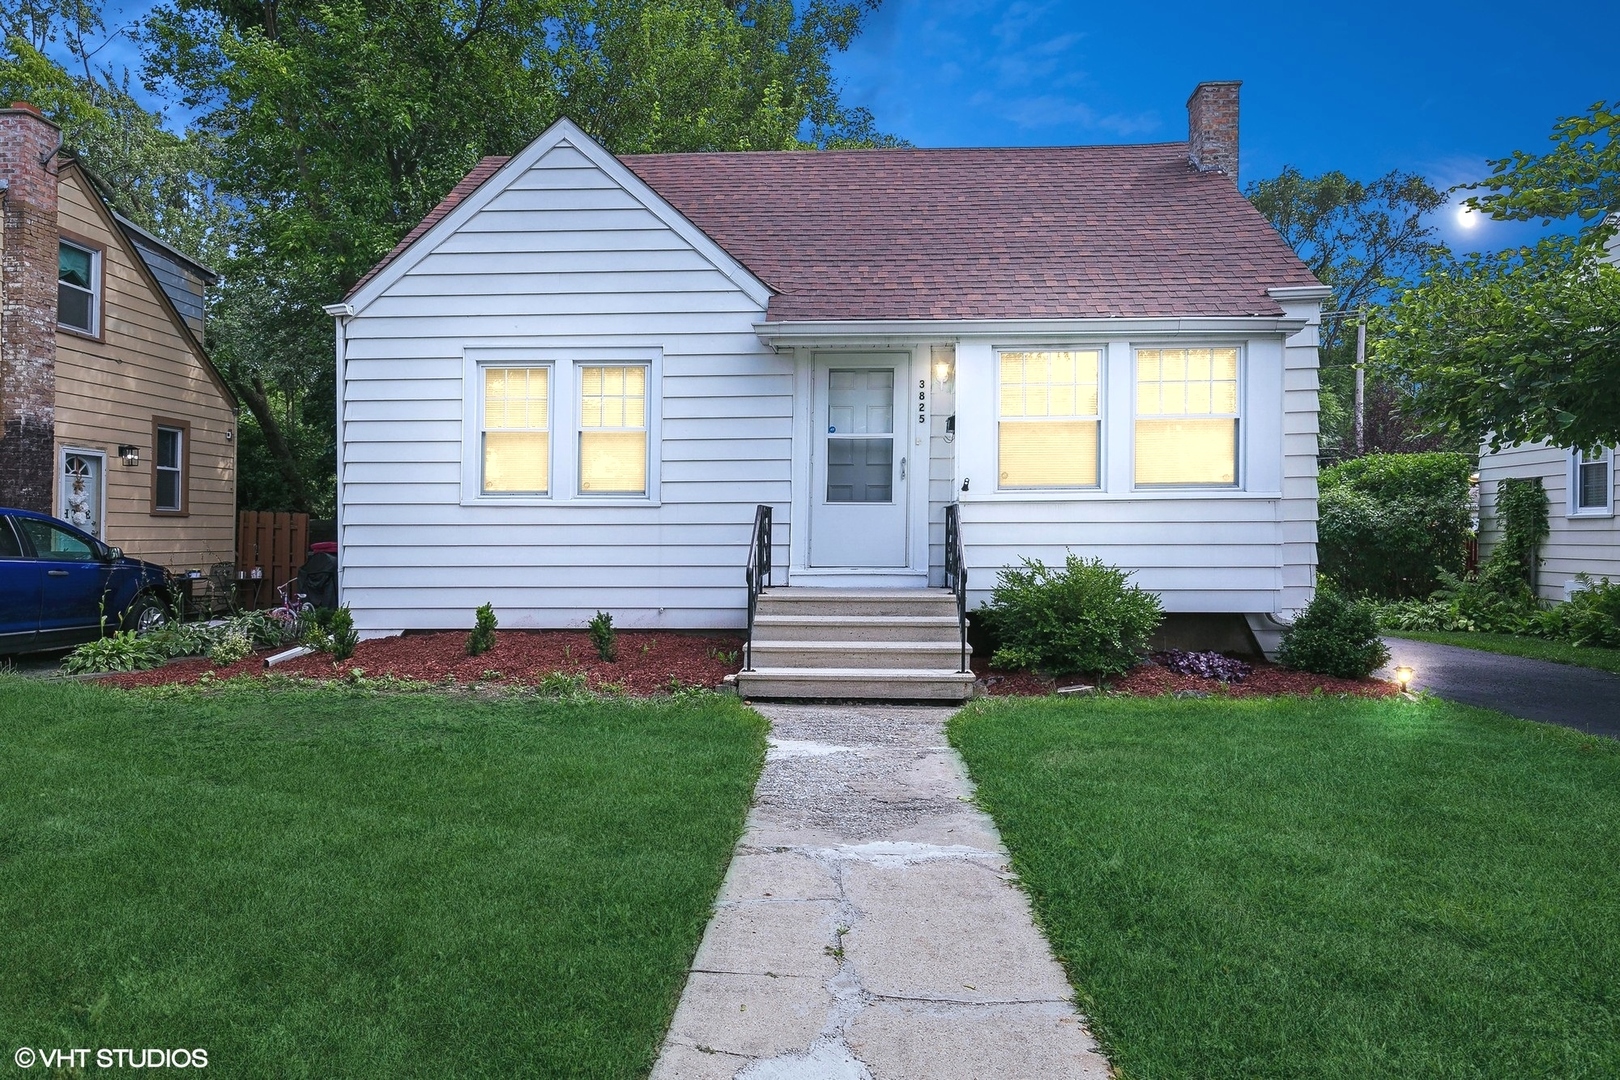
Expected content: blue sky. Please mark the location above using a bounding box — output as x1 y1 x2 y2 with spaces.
830 1 1612 248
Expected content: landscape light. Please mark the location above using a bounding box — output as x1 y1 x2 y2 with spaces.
1394 666 1414 690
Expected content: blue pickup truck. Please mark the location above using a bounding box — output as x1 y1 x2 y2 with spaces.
0 508 172 655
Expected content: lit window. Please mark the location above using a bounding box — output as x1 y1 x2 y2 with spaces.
1135 347 1239 486
1573 448 1612 514
482 366 550 494
997 350 1100 488
579 365 647 496
154 425 184 512
59 241 99 335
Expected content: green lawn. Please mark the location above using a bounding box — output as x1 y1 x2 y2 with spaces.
950 695 1620 1080
1387 630 1620 675
0 677 765 1078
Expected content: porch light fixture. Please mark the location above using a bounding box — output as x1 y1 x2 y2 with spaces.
1393 665 1414 691
118 444 140 467
935 356 954 382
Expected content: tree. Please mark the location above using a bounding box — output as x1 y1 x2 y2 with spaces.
1380 103 1620 451
1246 166 1449 458
141 0 894 512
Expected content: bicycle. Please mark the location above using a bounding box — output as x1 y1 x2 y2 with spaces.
269 579 316 641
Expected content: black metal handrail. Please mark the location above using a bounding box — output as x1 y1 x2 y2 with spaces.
944 502 968 673
743 504 772 671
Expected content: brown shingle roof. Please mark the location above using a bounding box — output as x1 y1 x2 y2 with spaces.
623 143 1320 320
349 142 1322 319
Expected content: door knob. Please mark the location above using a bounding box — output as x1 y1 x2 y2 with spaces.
900 457 907 480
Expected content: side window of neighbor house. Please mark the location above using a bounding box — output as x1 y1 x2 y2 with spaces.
1135 347 1240 487
482 366 550 494
58 241 99 335
153 423 186 513
997 350 1101 488
1573 448 1612 514
578 365 648 496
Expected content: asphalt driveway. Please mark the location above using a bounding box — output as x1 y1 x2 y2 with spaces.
1380 637 1620 740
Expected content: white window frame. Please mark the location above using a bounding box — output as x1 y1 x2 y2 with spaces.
154 424 184 512
58 239 101 336
461 346 661 506
1131 344 1244 490
576 362 652 499
478 362 555 497
993 347 1104 491
1569 446 1614 517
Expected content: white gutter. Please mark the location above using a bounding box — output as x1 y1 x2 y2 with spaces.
754 313 1311 348
322 302 353 608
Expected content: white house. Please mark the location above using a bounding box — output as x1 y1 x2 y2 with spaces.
327 82 1329 698
1476 214 1620 601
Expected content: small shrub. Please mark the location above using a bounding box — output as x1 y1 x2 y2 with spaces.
1543 576 1620 649
327 606 359 661
1278 589 1390 679
206 628 254 667
1159 650 1251 683
588 610 617 661
983 554 1163 677
62 631 164 674
467 603 497 656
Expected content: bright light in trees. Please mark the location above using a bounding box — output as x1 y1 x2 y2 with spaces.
1455 203 1480 229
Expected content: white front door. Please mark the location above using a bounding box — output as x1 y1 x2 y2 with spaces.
60 450 104 539
809 355 909 568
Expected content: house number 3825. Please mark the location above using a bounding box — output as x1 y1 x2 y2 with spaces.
918 380 927 424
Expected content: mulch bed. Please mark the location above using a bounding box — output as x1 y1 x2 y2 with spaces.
99 630 745 694
976 652 1397 699
100 634 1394 699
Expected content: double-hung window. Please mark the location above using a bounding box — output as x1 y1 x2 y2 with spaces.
578 365 648 496
997 350 1101 488
482 366 551 494
1135 347 1239 487
58 240 100 335
152 420 187 513
1572 447 1613 515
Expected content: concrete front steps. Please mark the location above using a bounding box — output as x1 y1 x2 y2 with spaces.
734 588 976 701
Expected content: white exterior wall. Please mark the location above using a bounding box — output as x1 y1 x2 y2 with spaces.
1479 440 1620 601
337 137 789 633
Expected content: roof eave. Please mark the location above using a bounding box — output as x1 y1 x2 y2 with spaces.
755 314 1311 349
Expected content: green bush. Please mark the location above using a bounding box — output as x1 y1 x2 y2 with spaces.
61 631 165 675
1278 589 1390 678
327 607 360 662
1541 576 1620 649
1480 477 1549 593
588 610 617 662
467 603 497 656
982 554 1163 678
206 628 255 667
1317 452 1473 599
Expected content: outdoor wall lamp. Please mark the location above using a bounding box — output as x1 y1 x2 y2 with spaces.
1393 666 1414 691
118 444 140 467
935 356 954 382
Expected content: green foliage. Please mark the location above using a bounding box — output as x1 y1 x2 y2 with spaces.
467 603 498 657
1483 477 1550 591
205 628 254 667
1277 590 1390 678
983 555 1163 678
1540 576 1620 649
141 620 216 660
588 610 617 662
534 670 592 701
326 606 359 662
1468 100 1618 234
61 631 164 674
1377 238 1620 451
1316 453 1474 599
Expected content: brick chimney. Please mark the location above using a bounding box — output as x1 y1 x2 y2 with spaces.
1187 81 1240 183
0 101 62 513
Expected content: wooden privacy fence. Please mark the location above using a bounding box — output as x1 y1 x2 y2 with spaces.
237 511 309 606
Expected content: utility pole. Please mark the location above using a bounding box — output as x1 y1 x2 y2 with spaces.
1354 306 1366 456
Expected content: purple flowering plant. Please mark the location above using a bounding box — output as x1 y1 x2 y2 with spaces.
1158 650 1252 684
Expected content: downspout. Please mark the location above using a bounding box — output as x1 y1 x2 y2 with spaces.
322 302 354 612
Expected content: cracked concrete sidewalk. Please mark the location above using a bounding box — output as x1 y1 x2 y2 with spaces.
650 704 1112 1080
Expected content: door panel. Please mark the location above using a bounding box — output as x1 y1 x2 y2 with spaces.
0 518 41 653
14 517 109 644
810 356 909 568
60 451 104 538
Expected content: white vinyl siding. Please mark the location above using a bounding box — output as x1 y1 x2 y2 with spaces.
1479 440 1620 602
342 138 787 632
997 349 1100 489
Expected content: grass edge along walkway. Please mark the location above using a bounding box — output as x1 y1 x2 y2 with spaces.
949 694 1620 1080
0 677 766 1079
1385 629 1620 675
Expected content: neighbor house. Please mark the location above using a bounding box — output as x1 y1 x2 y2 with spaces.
328 82 1329 697
1476 213 1620 601
0 103 237 574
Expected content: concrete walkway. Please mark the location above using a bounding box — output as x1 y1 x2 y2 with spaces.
1380 637 1620 739
651 704 1111 1080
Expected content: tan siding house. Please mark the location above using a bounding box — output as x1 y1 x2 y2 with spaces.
0 104 236 573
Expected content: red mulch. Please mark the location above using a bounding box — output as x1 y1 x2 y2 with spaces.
99 630 745 694
974 654 1397 698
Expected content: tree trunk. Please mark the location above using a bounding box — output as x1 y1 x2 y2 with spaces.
238 373 313 512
